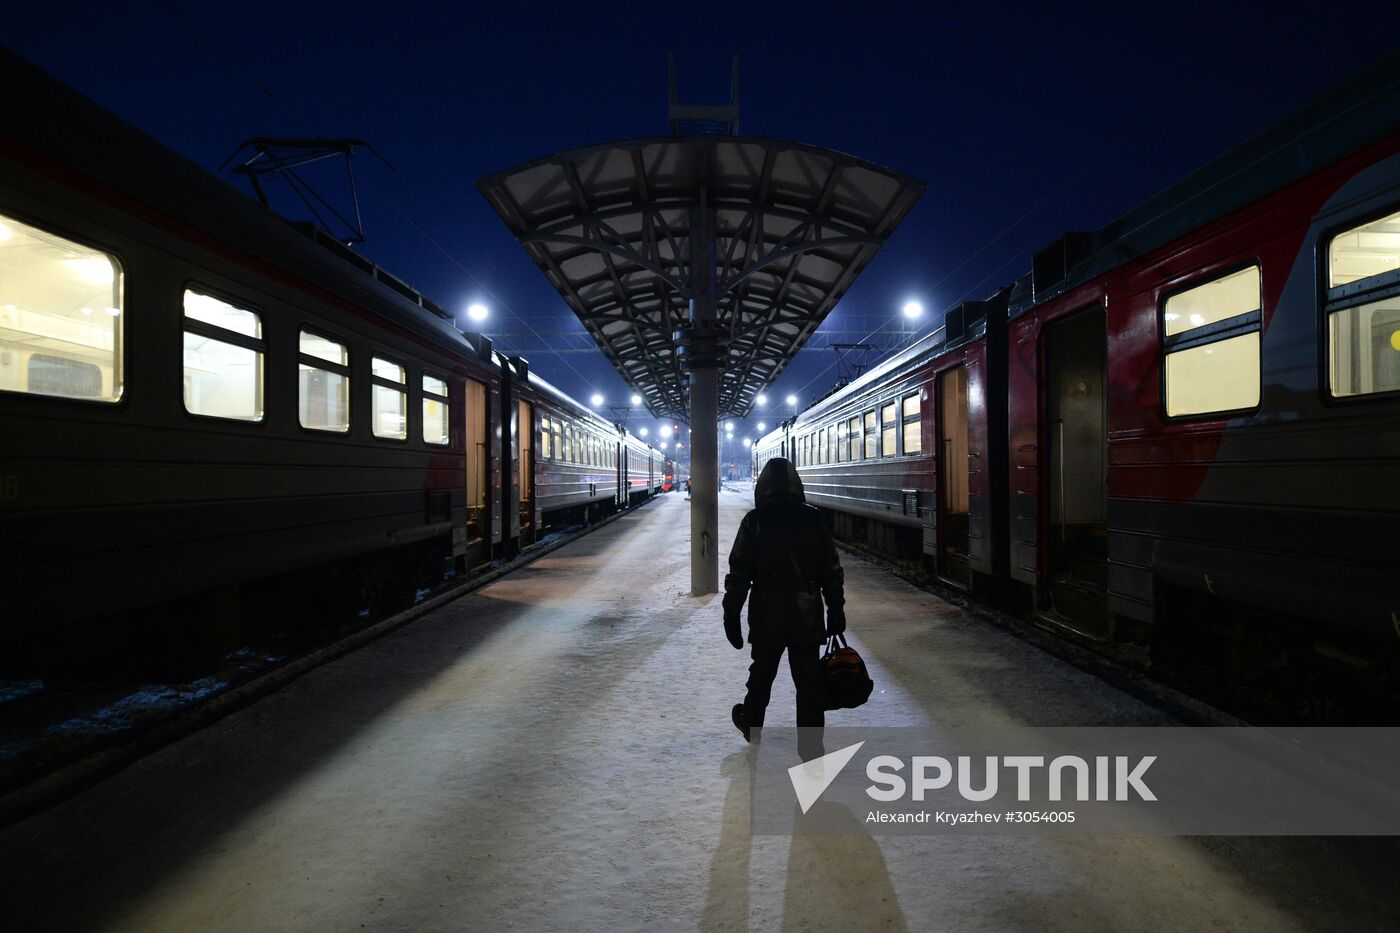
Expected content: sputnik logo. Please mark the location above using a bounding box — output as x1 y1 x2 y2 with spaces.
788 741 865 813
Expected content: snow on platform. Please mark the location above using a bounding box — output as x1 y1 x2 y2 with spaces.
1 488 1397 930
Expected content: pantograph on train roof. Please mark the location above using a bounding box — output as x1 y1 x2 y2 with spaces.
477 136 924 421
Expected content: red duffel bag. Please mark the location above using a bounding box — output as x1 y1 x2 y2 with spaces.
821 633 873 710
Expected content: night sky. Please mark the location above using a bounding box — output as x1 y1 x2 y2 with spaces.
7 1 1400 445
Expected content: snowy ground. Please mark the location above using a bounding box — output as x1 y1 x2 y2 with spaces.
1 488 1398 931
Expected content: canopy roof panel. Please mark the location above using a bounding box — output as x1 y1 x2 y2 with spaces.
477 136 924 421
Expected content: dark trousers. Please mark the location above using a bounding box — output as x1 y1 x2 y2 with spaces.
744 643 824 729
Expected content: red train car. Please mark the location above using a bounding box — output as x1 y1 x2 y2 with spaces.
1007 54 1400 657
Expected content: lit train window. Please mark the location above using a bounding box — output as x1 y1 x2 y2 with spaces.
849 416 861 460
1327 209 1400 398
1330 208 1400 287
828 425 838 463
836 420 847 462
370 356 406 439
182 290 263 421
553 421 562 461
902 393 921 455
0 213 123 402
298 329 349 432
864 410 878 459
1162 265 1261 417
423 373 450 445
881 402 898 456
540 416 552 459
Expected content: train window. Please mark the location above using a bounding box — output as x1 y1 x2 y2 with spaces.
370 356 406 439
864 410 878 459
422 373 450 445
817 428 826 465
182 290 263 421
902 393 921 455
0 212 123 402
828 425 838 464
540 416 552 459
1162 265 1261 417
1330 208 1400 287
836 420 847 462
553 421 563 461
849 416 861 460
881 402 898 456
1327 209 1400 398
298 329 349 432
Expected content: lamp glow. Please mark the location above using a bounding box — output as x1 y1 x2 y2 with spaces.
902 300 924 320
785 394 797 406
467 302 489 323
590 393 604 407
756 394 767 406
630 393 642 406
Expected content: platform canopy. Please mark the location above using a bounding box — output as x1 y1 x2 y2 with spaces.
477 137 924 421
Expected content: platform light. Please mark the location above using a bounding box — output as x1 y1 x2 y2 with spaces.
639 427 649 437
630 393 642 406
756 393 767 406
590 393 604 407
743 438 752 447
757 422 766 432
466 302 489 323
660 442 668 450
660 425 673 438
726 421 735 431
902 300 924 320
785 394 798 407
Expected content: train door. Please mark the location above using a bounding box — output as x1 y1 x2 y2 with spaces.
938 366 971 585
1044 305 1109 632
464 378 489 568
518 400 535 546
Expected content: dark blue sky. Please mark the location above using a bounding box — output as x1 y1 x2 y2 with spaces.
7 1 1400 444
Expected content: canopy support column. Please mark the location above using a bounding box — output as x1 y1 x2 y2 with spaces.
686 198 721 596
688 362 719 596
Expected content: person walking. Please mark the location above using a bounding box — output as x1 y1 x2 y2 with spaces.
722 457 844 751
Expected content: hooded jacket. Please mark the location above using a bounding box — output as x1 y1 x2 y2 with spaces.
723 458 845 646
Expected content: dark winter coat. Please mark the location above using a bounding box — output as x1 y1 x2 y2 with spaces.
722 458 845 647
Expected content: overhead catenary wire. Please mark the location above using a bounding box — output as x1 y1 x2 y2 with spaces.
153 0 600 391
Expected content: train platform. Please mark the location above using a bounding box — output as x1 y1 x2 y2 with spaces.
2 488 1397 931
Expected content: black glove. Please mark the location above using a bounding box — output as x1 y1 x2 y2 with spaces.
724 615 744 650
826 610 846 637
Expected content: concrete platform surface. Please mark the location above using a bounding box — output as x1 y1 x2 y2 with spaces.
2 488 1398 931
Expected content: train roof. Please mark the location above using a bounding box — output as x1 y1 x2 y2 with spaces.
785 285 1010 428
525 369 664 457
1014 49 1400 318
0 45 492 368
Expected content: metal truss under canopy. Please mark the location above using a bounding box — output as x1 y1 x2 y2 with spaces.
477 137 924 421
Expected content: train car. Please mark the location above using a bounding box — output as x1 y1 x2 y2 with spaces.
761 292 1009 594
621 432 656 505
1006 52 1400 668
522 369 624 537
0 49 518 673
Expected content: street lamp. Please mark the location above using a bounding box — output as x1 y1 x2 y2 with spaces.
660 424 673 439
466 302 489 324
902 300 924 347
